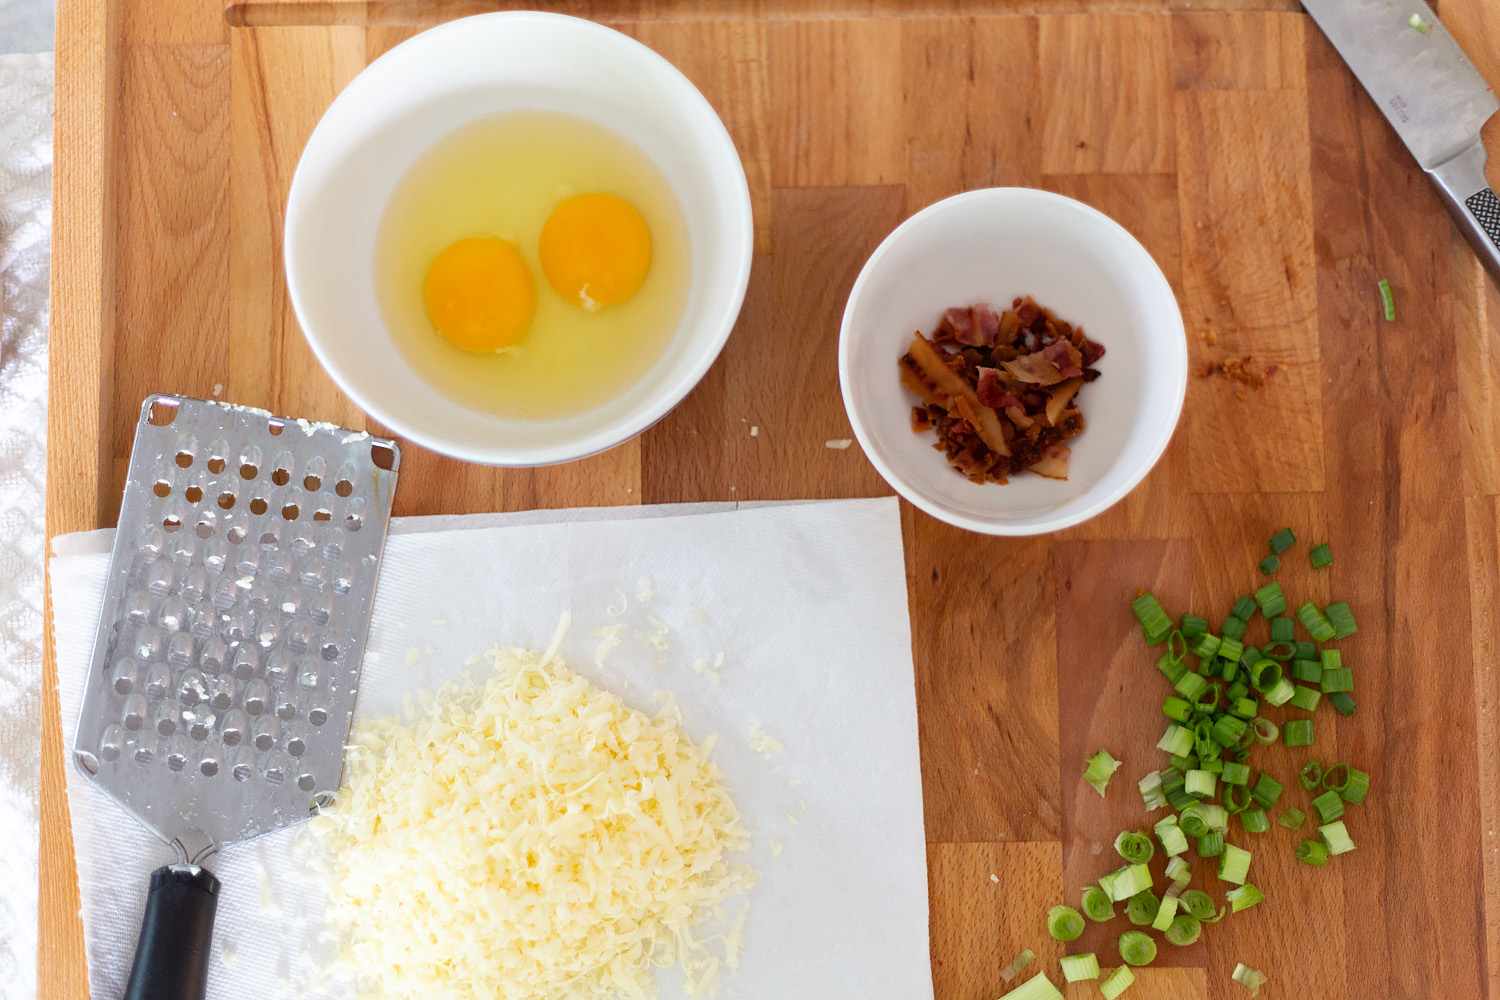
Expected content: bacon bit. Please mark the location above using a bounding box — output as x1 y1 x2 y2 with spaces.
1201 328 1218 346
900 297 1103 485
1195 355 1277 389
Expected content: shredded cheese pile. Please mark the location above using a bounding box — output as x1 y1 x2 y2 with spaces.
311 646 756 1000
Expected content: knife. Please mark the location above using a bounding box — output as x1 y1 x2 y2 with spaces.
1302 0 1500 280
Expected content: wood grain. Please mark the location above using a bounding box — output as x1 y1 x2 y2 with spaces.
42 2 1500 998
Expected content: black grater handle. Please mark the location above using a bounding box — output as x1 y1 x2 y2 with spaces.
124 864 220 1000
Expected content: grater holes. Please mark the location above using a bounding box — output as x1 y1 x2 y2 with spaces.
272 468 290 487
233 761 253 782
185 486 203 505
123 693 148 731
76 750 99 775
220 708 246 747
153 703 177 737
240 463 259 480
303 457 325 493
185 707 214 742
244 679 270 717
268 418 285 436
101 725 125 762
166 735 190 772
249 498 268 516
218 492 235 510
175 451 194 469
111 659 138 696
227 525 247 545
371 442 396 470
195 519 214 540
253 714 277 751
259 528 280 550
200 757 220 778
313 508 332 522
309 790 335 814
282 503 300 521
346 513 363 532
134 742 155 766
335 479 353 498
298 773 316 792
153 480 171 498
164 514 182 533
304 475 322 492
308 704 329 727
286 733 307 758
147 398 180 426
207 456 226 475
144 663 171 701
265 753 291 786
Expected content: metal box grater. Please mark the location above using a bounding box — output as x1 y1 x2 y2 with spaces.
71 394 399 1000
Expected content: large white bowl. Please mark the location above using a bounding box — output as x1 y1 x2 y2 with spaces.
839 188 1186 536
284 12 753 466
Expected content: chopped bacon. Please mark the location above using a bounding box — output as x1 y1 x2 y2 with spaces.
899 296 1102 484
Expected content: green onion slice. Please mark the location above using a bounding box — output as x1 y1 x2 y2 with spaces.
1155 815 1189 857
1007 968 1063 1000
1138 771 1168 811
999 948 1036 983
1380 275 1399 317
1326 601 1357 638
1118 930 1157 967
1321 762 1350 792
1180 615 1208 639
1217 843 1251 885
1240 808 1270 834
1100 965 1135 1000
1158 723 1196 758
1233 594 1258 620
1284 718 1315 747
1115 830 1155 865
1233 962 1270 996
1261 640 1297 661
1268 528 1296 554
1048 904 1085 941
1329 691 1357 716
1259 554 1280 575
1270 616 1295 641
1300 759 1323 790
1132 592 1172 645
1100 863 1153 902
1296 838 1329 866
1082 885 1115 922
1288 684 1321 712
1164 855 1191 886
1254 582 1286 618
1320 667 1354 694
1197 831 1225 858
1310 543 1333 568
1084 748 1122 797
1262 677 1297 707
1278 807 1306 830
1320 820 1355 855
1125 889 1159 927
1226 883 1265 912
1250 772 1282 809
1061 953 1101 983
1178 889 1216 922
1311 789 1345 824
1165 913 1202 946
1251 717 1278 744
1341 767 1370 804
1296 601 1337 642
1151 893 1179 933
1223 783 1252 814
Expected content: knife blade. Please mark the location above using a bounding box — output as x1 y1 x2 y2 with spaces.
1302 0 1500 281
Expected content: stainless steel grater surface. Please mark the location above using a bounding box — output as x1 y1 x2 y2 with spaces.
73 394 399 860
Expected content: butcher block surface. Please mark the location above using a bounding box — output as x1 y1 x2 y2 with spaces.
44 0 1500 996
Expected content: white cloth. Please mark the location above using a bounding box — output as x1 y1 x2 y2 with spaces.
0 49 51 1000
51 498 933 1000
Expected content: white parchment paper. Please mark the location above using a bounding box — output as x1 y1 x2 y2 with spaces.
51 498 931 1000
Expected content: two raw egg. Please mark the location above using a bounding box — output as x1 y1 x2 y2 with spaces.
423 193 652 353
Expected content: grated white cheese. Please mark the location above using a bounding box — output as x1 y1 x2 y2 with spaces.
692 653 725 686
592 624 624 667
824 438 854 450
404 648 420 665
311 645 756 1000
637 576 654 603
748 721 784 758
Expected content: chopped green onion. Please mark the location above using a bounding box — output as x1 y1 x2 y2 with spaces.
1270 616 1295 641
1252 772 1284 808
1297 837 1328 865
1239 807 1270 834
1297 601 1336 642
1195 684 1222 713
1224 783 1253 814
1197 831 1225 857
1164 855 1191 885
1000 948 1036 983
1180 614 1209 638
1248 659 1280 692
1220 658 1240 684
1284 718 1315 747
1260 640 1296 662
1100 965 1135 999
1155 814 1189 857
1118 930 1157 967
1238 643 1263 670
1320 820 1355 855
1168 629 1187 660
1278 807 1306 829
1175 671 1210 701
1251 717 1278 744
1288 685 1321 712
1262 677 1296 707
1179 804 1210 838
1341 766 1370 804
1162 695 1193 722
1211 715 1248 748
1218 637 1245 667
1185 769 1217 800
1100 863 1153 902
1221 617 1247 642
1082 884 1115 922
1165 913 1202 946
1115 830 1155 865
1230 696 1259 719
1233 962 1270 996
1326 601 1358 638
1295 640 1317 660
1158 723 1196 757
1320 667 1353 694
1048 904 1085 941
1310 543 1333 568
1157 652 1189 684
1227 680 1250 702
1254 582 1286 618
1168 754 1197 775
1006 969 1064 1000
1221 761 1251 785
1329 690 1357 716
1300 760 1322 789
1151 893 1178 932
1060 953 1101 983
1225 883 1264 912
1085 748 1123 797
1200 756 1224 775
1311 789 1345 823
1320 648 1341 670
1379 275 1399 318
1125 889 1159 926
1291 658 1322 683
1132 592 1172 645
1259 554 1280 575
1139 771 1168 811
1190 632 1222 659
1179 889 1215 921
1218 843 1252 884
1232 594 1258 620
1323 761 1350 792
1268 528 1296 554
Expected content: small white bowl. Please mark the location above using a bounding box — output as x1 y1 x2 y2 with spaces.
284 12 752 466
839 188 1186 536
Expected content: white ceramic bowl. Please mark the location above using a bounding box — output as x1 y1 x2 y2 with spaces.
284 12 753 466
839 188 1186 536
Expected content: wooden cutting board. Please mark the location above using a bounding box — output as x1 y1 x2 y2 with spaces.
43 1 1500 997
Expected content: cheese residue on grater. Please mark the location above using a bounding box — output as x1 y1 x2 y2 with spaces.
309 644 756 999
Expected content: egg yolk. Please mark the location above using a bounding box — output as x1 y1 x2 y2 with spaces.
539 193 652 312
423 237 536 352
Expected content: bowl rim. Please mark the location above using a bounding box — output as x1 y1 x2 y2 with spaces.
283 11 754 467
837 186 1187 536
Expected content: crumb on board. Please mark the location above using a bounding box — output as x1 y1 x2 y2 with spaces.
825 438 853 450
750 425 759 437
1195 354 1278 389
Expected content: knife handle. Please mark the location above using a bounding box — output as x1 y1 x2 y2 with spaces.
1431 141 1500 283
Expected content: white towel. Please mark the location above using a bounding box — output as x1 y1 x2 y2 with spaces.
0 49 52 1000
